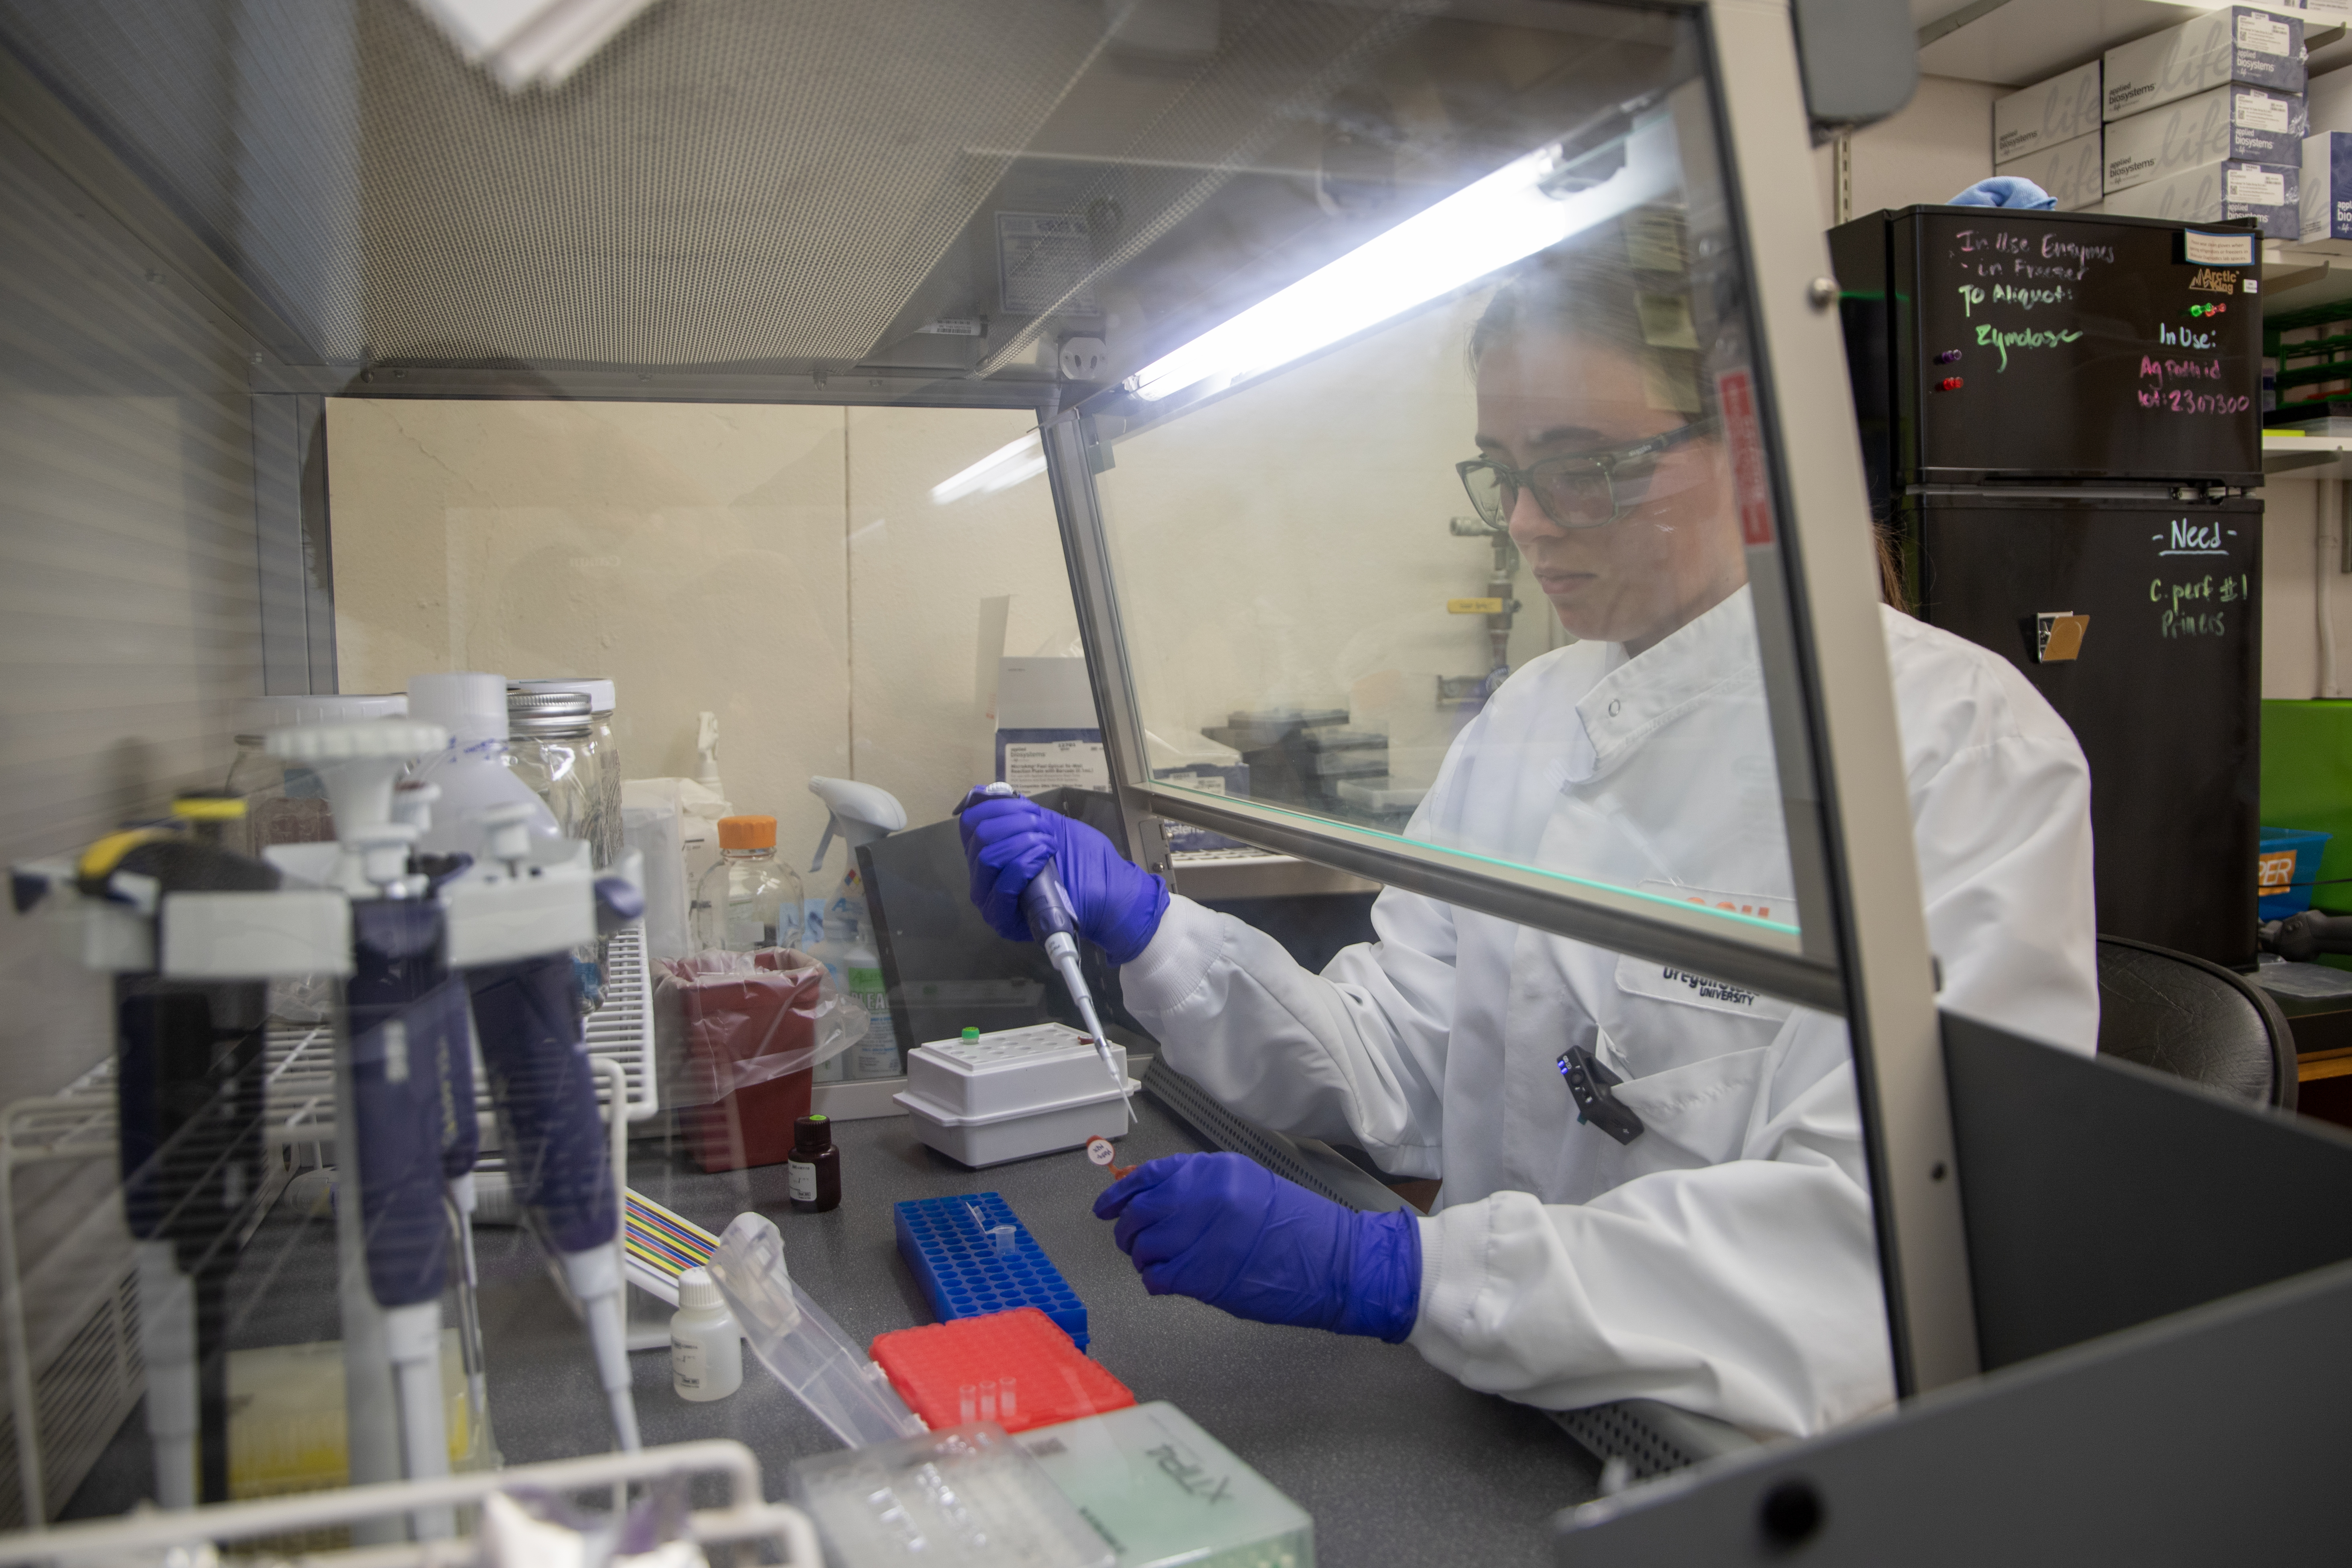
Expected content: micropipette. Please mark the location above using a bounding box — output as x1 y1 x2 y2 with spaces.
456 804 643 1454
974 783 1132 1126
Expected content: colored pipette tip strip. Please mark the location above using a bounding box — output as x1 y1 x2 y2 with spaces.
623 1189 719 1306
894 1193 1088 1348
871 1307 1134 1435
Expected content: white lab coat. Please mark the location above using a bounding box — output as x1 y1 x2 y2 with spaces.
1117 588 2097 1437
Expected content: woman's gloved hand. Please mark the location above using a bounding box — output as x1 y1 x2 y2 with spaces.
1093 1152 1422 1343
1948 176 2056 209
956 787 1170 964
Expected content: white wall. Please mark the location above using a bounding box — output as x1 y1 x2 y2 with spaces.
327 399 1076 854
1812 75 2005 227
2257 476 2352 702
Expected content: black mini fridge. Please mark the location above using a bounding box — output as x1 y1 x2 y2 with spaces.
1831 207 2265 968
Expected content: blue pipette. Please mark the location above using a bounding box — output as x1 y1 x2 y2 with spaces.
977 784 1131 1125
453 809 644 1452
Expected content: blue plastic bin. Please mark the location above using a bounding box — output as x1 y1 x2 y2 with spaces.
2258 827 2332 920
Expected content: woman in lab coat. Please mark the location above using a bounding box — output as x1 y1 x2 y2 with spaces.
959 227 2098 1439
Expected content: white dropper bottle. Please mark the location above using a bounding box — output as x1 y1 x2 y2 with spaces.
670 1266 743 1402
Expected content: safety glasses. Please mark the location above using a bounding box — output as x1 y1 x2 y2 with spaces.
1455 418 1715 531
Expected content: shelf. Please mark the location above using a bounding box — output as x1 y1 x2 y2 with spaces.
1916 1 2208 89
2263 243 2352 323
2264 431 2352 479
1169 847 1381 900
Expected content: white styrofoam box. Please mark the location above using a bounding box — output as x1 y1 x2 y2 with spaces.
894 1077 1139 1167
2100 156 2301 237
2105 6 2305 122
2304 131 2352 241
1995 130 2106 211
2103 83 2308 193
1995 61 2102 163
2314 63 2352 134
907 1022 1129 1118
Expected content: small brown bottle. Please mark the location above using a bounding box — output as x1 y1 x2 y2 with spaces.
788 1114 840 1213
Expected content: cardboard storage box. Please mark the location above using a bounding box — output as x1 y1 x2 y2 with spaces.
2100 155 2299 237
2303 130 2352 242
2104 82 2307 192
2105 6 2304 122
1995 60 2102 162
1996 129 2106 211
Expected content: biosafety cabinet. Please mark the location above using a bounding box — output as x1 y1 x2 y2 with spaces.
2 0 2349 1560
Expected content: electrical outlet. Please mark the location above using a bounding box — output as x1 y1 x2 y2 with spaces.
1058 337 1109 380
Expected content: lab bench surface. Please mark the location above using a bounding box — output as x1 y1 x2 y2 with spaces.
65 1096 1602 1562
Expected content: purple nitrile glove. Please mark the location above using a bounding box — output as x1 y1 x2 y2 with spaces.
956 787 1169 965
1948 176 2055 209
1093 1152 1422 1343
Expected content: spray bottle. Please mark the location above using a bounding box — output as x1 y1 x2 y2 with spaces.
806 779 906 1079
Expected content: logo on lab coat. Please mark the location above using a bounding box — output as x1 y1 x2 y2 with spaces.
1616 882 1800 1020
1657 968 1761 1008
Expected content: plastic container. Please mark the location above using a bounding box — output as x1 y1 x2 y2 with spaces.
1018 1401 1315 1568
693 816 805 953
893 1193 1088 1347
907 1024 1128 1119
2260 827 2333 919
669 1266 743 1402
896 1078 1139 1170
655 951 849 1172
704 1212 925 1449
870 1307 1134 1435
844 928 899 1079
790 1424 1112 1568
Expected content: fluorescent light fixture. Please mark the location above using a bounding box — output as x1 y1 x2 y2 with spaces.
930 432 1048 505
1126 110 1682 404
412 0 662 93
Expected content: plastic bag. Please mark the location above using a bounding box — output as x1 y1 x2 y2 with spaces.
654 948 866 1109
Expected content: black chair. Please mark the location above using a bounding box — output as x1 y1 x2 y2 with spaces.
2094 936 2298 1113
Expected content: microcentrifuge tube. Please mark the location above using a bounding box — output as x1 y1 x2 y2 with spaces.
979 1380 997 1422
959 1383 977 1424
999 1376 1017 1419
989 1223 1016 1256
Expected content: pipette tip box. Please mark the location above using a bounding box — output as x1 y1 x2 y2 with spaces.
899 1022 1135 1167
895 1192 1089 1347
871 1307 1135 1434
1018 1401 1316 1568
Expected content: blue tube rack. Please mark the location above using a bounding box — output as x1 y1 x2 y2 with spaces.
893 1192 1089 1349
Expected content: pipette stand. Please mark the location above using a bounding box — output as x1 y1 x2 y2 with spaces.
10 819 349 1513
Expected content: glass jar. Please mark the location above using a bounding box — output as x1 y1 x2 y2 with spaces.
225 693 408 860
506 689 601 857
691 815 806 953
512 678 621 871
